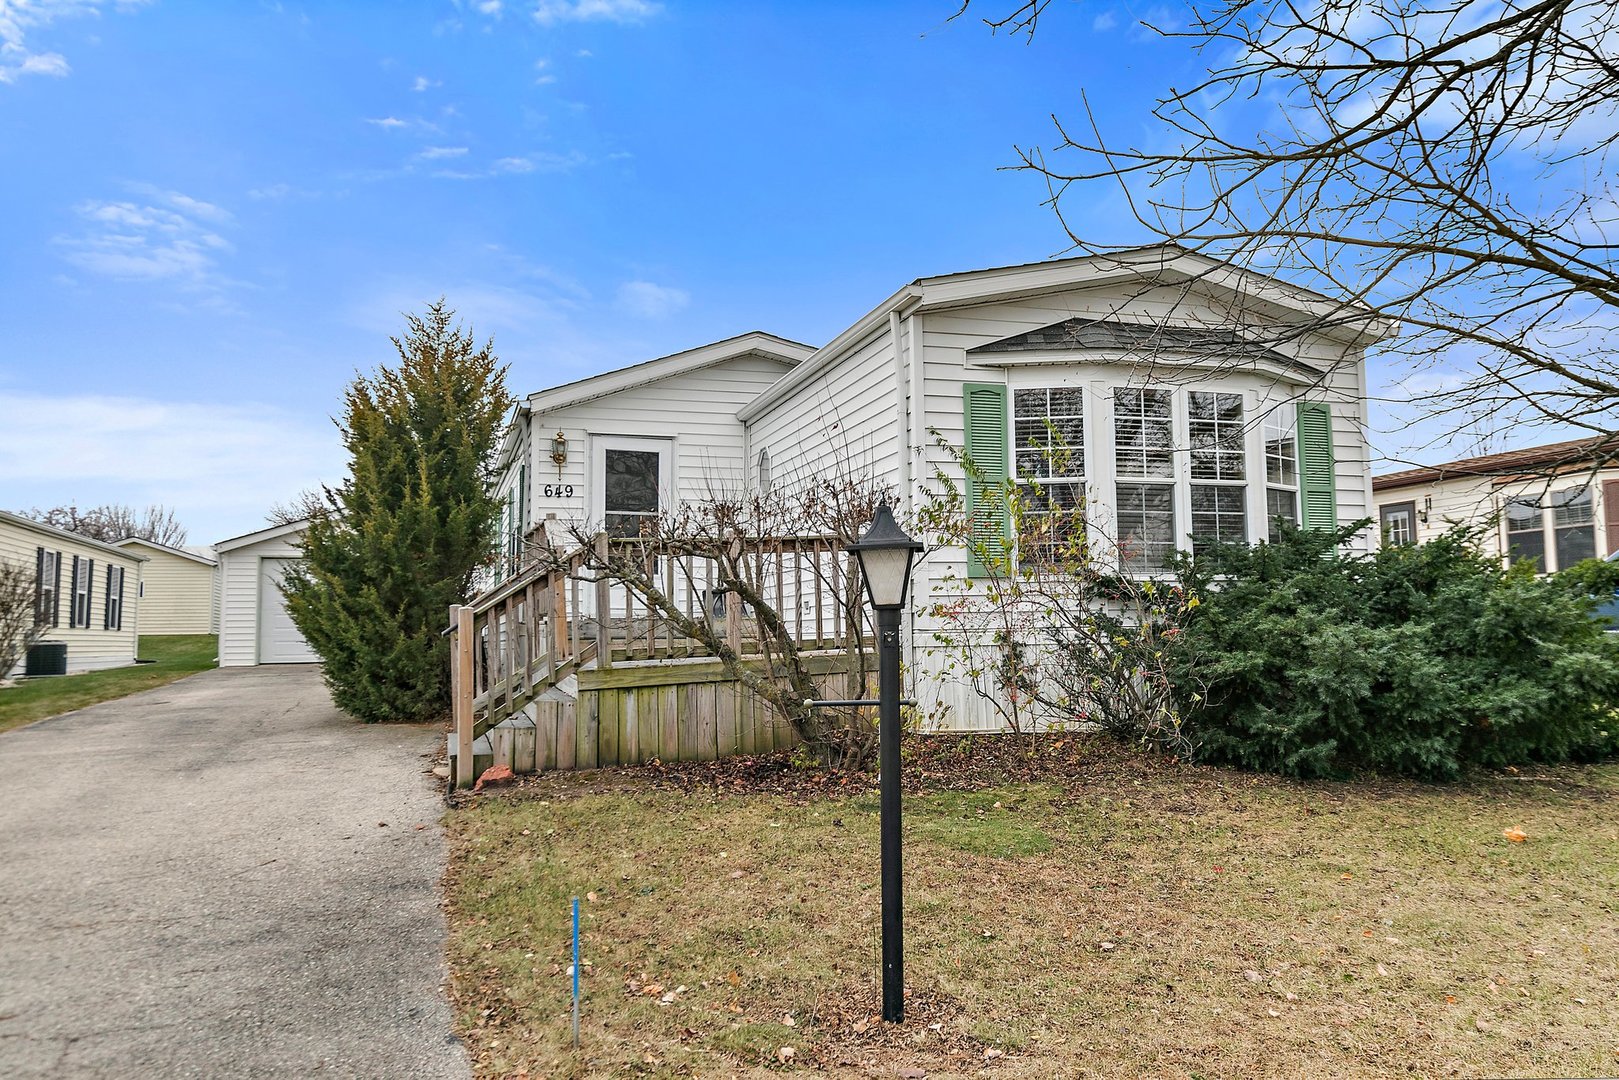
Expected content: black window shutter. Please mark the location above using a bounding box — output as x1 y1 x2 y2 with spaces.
104 567 113 630
52 552 61 627
69 556 80 628
35 547 44 622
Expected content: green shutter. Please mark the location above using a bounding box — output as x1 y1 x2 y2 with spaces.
963 382 1009 578
1297 402 1337 532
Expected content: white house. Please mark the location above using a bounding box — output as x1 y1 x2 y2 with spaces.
214 520 319 666
493 246 1390 728
0 509 146 676
1373 435 1617 571
112 537 218 635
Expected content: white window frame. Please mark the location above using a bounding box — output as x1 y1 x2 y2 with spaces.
1262 406 1301 541
1011 384 1087 566
591 434 674 537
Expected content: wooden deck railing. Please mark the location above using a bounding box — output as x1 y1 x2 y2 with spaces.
448 532 861 787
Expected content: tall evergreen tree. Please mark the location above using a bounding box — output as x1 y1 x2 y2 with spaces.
284 301 513 722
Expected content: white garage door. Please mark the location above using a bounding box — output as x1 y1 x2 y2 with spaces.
258 558 319 664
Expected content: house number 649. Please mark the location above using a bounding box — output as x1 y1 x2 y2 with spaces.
542 484 576 498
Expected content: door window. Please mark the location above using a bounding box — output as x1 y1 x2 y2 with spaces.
600 443 667 538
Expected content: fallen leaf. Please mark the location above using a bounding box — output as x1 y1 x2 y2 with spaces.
1503 827 1527 843
586 891 598 903
776 1046 796 1063
1243 969 1264 984
1099 941 1116 952
1377 964 1389 977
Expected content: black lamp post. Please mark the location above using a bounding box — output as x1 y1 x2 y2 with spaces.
847 501 923 1023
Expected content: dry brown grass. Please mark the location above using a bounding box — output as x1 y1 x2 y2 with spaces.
443 741 1619 1079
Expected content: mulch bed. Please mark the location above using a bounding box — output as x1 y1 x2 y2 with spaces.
461 731 1203 806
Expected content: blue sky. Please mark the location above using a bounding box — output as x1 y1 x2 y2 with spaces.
0 0 1471 544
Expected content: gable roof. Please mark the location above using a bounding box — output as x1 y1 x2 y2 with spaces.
0 510 149 561
525 331 815 416
214 518 309 553
113 536 218 566
1373 434 1617 492
738 244 1394 424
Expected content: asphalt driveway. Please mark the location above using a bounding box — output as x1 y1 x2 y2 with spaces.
0 665 470 1079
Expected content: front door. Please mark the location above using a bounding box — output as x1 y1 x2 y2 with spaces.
592 436 672 538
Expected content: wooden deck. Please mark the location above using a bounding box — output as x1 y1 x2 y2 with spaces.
447 532 867 786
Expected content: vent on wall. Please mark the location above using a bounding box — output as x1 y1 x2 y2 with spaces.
758 448 772 493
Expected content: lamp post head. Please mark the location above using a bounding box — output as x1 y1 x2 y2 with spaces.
848 502 924 610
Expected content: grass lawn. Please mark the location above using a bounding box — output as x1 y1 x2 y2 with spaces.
445 740 1619 1079
0 634 218 734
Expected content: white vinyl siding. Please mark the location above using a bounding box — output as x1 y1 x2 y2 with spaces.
747 328 901 492
519 353 798 539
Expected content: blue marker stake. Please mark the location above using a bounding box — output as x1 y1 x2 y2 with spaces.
571 896 581 1048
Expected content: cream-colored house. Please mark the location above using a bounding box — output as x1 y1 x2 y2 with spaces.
0 509 146 676
215 520 319 666
1373 435 1618 571
113 537 217 635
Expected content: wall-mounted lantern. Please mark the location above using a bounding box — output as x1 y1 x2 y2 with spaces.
551 431 568 478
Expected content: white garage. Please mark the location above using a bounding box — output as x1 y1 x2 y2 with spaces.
215 519 320 666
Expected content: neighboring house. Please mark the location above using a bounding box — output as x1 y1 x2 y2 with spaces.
1373 435 1617 572
214 520 319 666
0 509 146 676
494 245 1390 728
112 537 218 635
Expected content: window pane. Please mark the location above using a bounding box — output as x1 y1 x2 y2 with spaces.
1189 391 1245 481
1116 481 1176 571
1505 498 1542 532
1555 524 1596 568
1014 386 1084 479
1506 528 1546 571
1191 484 1247 553
1267 487 1298 543
1114 388 1173 478
1264 409 1297 486
1016 480 1086 565
1552 489 1594 527
604 450 660 513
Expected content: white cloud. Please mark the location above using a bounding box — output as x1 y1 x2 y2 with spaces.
1092 10 1118 32
55 187 238 301
532 0 659 27
418 145 469 159
0 0 149 86
476 0 503 14
0 390 343 544
410 75 440 92
365 115 410 129
616 280 688 319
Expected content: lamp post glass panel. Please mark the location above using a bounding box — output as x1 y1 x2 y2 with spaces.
848 502 923 1023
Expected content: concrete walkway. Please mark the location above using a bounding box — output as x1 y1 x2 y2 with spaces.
0 666 470 1079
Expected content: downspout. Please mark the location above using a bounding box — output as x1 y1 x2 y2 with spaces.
889 310 910 513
